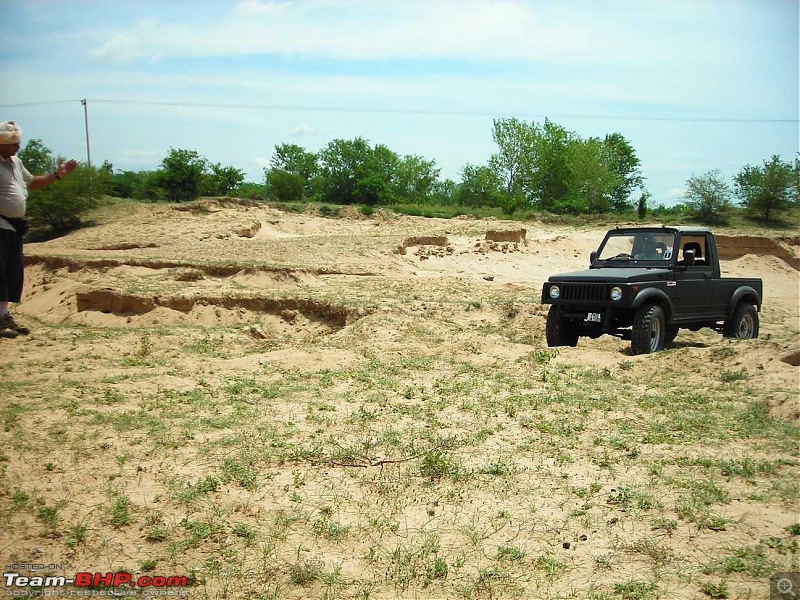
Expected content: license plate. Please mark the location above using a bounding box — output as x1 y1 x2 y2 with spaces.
586 312 602 322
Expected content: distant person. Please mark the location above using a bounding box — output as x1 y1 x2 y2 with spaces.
0 120 77 338
634 236 660 260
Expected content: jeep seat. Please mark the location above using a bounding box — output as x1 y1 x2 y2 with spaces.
682 241 704 265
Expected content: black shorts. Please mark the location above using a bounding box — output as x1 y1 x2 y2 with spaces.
0 228 24 303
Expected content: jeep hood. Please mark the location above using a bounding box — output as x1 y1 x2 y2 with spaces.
547 267 672 283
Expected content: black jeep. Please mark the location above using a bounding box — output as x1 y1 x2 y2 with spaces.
541 226 763 354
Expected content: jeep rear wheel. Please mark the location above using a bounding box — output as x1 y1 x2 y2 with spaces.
631 304 666 355
723 302 759 339
546 305 579 347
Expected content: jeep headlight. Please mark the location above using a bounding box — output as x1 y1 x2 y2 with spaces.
610 286 623 301
549 285 561 300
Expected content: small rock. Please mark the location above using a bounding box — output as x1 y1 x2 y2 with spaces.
248 325 270 339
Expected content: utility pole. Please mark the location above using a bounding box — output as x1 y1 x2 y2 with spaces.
81 99 93 200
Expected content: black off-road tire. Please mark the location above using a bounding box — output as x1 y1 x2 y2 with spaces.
665 325 679 346
723 302 759 339
546 305 579 347
631 304 666 355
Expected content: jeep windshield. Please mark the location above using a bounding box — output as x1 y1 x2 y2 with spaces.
596 231 676 264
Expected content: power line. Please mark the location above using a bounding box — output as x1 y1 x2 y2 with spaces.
87 99 800 124
1 98 797 124
0 100 83 108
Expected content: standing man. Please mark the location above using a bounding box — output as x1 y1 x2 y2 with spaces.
0 121 77 338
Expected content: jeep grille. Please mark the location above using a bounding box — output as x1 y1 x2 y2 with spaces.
561 283 607 302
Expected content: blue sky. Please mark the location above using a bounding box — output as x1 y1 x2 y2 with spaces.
1 0 797 206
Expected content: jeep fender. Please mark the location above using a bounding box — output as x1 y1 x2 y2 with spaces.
728 286 761 317
631 288 672 321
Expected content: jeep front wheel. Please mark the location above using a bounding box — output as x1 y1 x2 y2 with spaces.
665 325 679 346
631 304 666 355
723 302 759 339
546 305 579 347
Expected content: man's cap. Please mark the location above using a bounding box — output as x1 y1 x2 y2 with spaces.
0 121 22 145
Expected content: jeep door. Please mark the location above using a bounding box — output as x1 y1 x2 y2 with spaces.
672 235 716 320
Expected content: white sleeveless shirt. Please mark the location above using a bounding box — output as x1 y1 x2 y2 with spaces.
0 156 33 231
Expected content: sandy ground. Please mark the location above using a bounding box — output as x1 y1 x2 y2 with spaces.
16 200 799 420
1 198 798 599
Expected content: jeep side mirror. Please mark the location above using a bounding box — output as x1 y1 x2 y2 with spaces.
684 249 696 266
590 250 597 266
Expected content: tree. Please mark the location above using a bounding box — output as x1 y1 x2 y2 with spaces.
270 143 318 181
16 139 103 231
111 170 162 200
263 143 318 201
394 155 440 204
203 163 245 197
315 138 370 204
369 143 400 204
159 148 207 202
455 164 505 208
603 132 644 211
353 173 389 206
794 155 800 204
637 191 651 220
530 119 573 210
139 171 167 201
17 139 55 175
563 137 623 214
489 118 646 214
734 155 794 221
489 117 535 199
430 178 457 206
265 169 304 202
314 138 397 205
27 163 105 231
683 170 732 223
489 117 573 210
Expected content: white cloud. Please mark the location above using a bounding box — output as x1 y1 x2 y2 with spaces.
123 149 159 159
233 0 288 18
254 156 272 169
113 150 161 168
8 0 794 200
114 149 161 171
85 0 691 67
90 33 150 63
290 123 316 137
661 187 686 201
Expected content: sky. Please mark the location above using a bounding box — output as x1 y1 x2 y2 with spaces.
0 0 798 207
